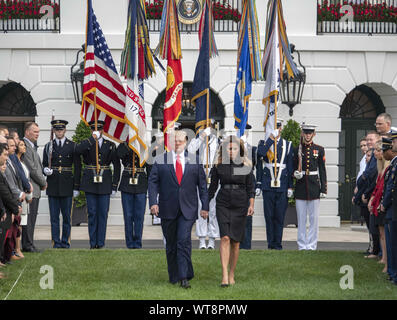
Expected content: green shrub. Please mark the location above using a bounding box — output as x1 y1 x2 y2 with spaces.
72 120 91 208
281 119 301 148
281 119 301 205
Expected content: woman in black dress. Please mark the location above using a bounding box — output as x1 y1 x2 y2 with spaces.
208 135 255 287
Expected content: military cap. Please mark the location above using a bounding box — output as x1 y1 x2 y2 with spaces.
382 137 392 151
390 130 397 140
245 123 252 130
301 123 317 133
51 119 68 130
276 118 284 128
88 120 105 130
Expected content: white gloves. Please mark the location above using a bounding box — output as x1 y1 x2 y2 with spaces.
320 193 327 198
93 131 101 139
25 193 32 201
73 190 80 198
287 189 294 198
111 190 117 198
44 167 53 176
255 188 261 197
271 129 279 139
203 127 211 137
294 170 303 180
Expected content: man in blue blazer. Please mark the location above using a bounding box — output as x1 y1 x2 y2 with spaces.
148 130 209 289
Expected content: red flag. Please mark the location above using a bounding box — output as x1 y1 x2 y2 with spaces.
163 41 182 151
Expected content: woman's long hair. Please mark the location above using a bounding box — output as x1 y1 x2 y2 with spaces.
216 135 252 168
375 140 390 175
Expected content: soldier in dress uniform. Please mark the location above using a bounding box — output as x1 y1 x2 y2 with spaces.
256 119 294 250
75 120 121 249
379 136 397 283
42 120 81 249
188 118 220 249
117 142 151 249
293 123 327 251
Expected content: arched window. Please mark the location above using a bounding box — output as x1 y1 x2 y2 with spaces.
0 82 37 136
151 82 225 132
340 84 385 119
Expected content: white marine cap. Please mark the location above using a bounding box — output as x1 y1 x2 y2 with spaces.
301 122 317 132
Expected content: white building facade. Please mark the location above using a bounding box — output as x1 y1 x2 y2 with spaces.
0 0 396 228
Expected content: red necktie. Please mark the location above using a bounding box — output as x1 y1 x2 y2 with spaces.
176 154 183 185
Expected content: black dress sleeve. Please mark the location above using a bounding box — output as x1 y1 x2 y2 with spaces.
246 167 255 200
208 166 220 201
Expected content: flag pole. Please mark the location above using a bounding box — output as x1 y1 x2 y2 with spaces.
94 91 100 175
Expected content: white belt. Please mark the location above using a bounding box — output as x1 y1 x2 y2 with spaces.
302 170 319 176
264 163 286 170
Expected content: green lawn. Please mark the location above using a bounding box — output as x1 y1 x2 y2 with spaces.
0 249 396 300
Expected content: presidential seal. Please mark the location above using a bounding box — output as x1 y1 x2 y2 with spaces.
177 0 202 25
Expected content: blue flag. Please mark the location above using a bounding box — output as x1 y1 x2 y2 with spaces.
234 27 252 137
191 7 210 135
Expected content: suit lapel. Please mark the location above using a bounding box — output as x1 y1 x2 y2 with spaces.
165 152 179 185
180 150 192 186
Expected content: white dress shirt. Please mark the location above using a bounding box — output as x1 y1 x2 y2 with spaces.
172 150 185 174
357 154 366 181
55 137 66 147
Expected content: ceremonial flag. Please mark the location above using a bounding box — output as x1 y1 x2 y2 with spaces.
121 0 157 166
81 0 128 142
155 0 182 151
191 0 218 135
233 0 262 137
262 0 299 167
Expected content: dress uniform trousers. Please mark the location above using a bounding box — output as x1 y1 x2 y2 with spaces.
86 193 110 248
48 196 73 248
196 188 219 239
121 192 146 249
390 220 397 283
296 199 320 250
263 191 288 250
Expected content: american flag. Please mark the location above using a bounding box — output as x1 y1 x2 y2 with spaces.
81 0 128 142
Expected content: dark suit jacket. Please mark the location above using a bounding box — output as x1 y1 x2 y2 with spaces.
148 150 209 220
0 173 19 215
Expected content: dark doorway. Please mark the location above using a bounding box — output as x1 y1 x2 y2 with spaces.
338 84 385 222
151 82 225 132
0 82 37 137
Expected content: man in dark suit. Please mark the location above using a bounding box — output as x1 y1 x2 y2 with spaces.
23 122 47 253
43 120 82 248
148 130 209 289
75 120 120 249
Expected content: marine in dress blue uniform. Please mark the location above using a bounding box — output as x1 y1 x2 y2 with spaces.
75 120 121 249
42 120 81 248
256 119 294 250
293 124 327 251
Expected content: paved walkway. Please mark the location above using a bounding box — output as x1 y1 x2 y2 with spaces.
33 223 371 251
